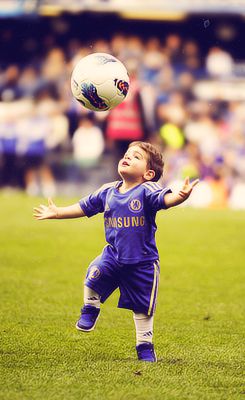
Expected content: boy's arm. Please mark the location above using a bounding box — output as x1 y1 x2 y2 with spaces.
164 177 199 209
33 198 85 220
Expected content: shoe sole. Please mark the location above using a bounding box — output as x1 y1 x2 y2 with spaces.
75 313 100 332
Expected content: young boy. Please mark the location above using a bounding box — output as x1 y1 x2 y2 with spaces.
34 141 199 362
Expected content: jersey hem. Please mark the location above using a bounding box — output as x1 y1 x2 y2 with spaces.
115 256 159 264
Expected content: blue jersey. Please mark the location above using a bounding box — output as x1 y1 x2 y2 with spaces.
79 181 171 264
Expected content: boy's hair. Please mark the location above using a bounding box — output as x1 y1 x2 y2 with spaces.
129 141 164 182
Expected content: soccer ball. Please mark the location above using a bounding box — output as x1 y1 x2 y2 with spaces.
71 53 130 112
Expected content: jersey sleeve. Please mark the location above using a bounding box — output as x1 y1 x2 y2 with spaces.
79 182 117 217
143 182 172 211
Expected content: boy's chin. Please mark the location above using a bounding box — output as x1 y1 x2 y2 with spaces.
118 169 126 179
118 169 132 180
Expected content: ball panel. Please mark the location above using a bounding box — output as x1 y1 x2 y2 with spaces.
96 80 117 101
108 93 127 109
114 79 129 98
80 81 109 111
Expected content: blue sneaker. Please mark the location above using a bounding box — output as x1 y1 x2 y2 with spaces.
76 305 100 332
136 343 157 362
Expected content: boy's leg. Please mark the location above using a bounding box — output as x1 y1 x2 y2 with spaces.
76 253 119 332
76 286 101 332
133 313 153 345
133 313 157 362
118 260 160 361
84 285 101 308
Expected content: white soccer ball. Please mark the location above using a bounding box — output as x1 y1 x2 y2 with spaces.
71 53 130 112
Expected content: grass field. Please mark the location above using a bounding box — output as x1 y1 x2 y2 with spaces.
0 193 245 400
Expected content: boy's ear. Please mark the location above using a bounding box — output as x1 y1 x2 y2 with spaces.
144 169 155 181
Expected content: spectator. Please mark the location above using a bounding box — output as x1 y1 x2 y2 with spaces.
72 115 105 166
206 47 234 78
0 105 19 187
106 67 147 160
0 65 22 102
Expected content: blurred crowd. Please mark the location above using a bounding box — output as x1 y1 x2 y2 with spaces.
0 31 245 208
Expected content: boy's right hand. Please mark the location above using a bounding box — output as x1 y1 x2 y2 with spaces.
33 198 58 220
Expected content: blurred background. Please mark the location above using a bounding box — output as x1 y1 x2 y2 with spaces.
0 0 245 209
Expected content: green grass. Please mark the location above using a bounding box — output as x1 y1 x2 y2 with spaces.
0 193 245 400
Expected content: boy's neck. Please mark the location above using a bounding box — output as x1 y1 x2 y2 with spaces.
119 179 145 193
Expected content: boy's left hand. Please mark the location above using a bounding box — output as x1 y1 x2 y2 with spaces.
179 177 199 200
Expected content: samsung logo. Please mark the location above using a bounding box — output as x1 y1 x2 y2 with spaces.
104 216 145 228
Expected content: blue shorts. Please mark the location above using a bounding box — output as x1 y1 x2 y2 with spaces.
84 246 160 316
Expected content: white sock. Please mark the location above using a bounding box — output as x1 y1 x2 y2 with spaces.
84 285 101 308
133 313 154 345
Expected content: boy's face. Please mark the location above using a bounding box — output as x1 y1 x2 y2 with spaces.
118 145 155 182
